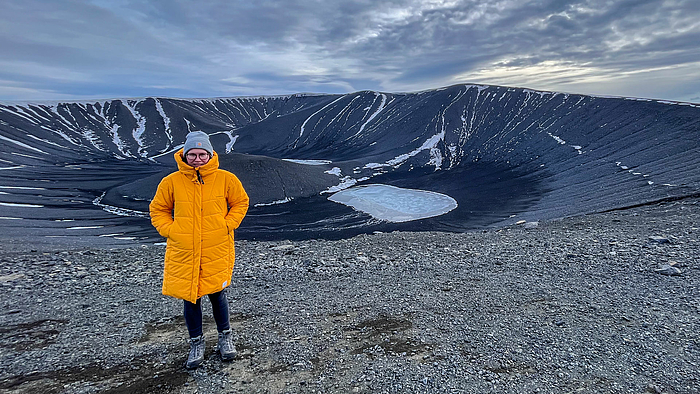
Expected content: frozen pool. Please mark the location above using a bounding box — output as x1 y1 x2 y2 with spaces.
328 184 457 222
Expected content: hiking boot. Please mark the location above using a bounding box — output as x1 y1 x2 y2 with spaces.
217 329 236 361
185 335 205 369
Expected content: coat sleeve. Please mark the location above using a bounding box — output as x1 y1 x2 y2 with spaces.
225 173 249 231
149 177 175 238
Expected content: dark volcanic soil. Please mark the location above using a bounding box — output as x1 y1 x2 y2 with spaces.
0 199 698 394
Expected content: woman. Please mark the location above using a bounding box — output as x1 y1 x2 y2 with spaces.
149 131 249 369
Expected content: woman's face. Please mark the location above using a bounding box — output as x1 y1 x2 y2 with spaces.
185 148 211 168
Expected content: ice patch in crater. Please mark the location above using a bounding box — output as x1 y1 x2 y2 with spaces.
328 184 457 222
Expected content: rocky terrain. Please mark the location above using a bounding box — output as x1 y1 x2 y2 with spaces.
0 198 698 394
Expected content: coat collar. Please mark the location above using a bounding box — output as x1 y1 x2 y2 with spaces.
174 148 220 181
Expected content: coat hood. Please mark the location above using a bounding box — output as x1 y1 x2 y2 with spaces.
174 149 220 181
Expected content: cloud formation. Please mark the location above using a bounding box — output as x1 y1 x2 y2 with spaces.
1 0 699 102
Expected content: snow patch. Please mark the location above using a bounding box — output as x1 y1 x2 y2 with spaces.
322 177 359 194
299 96 345 139
226 134 238 153
254 197 293 207
615 161 660 185
283 159 332 166
325 167 343 176
0 134 48 154
25 134 69 149
364 162 385 169
547 133 566 145
386 130 445 168
0 202 43 207
0 186 47 190
120 99 148 157
353 93 387 137
154 98 172 144
92 193 149 218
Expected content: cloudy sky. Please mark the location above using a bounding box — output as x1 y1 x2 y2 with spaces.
2 0 699 102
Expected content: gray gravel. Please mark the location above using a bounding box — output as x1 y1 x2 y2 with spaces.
1 198 699 394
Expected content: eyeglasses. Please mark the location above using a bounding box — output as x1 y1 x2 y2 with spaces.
186 153 210 161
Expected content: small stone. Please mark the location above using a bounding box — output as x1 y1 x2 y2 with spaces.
648 236 671 244
524 221 539 229
655 265 681 276
271 245 295 252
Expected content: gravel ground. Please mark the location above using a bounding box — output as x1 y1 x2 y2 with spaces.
0 198 698 394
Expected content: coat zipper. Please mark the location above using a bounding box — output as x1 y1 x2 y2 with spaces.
194 168 203 299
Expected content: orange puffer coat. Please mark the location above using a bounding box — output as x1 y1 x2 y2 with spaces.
149 150 249 303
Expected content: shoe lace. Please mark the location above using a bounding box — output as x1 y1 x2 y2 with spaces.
219 330 234 349
189 337 204 357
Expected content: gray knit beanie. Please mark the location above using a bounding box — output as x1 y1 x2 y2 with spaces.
183 131 213 156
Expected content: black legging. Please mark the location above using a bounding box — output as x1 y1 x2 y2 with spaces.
183 289 230 338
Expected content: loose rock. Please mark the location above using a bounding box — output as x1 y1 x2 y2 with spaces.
655 264 682 276
0 198 698 394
